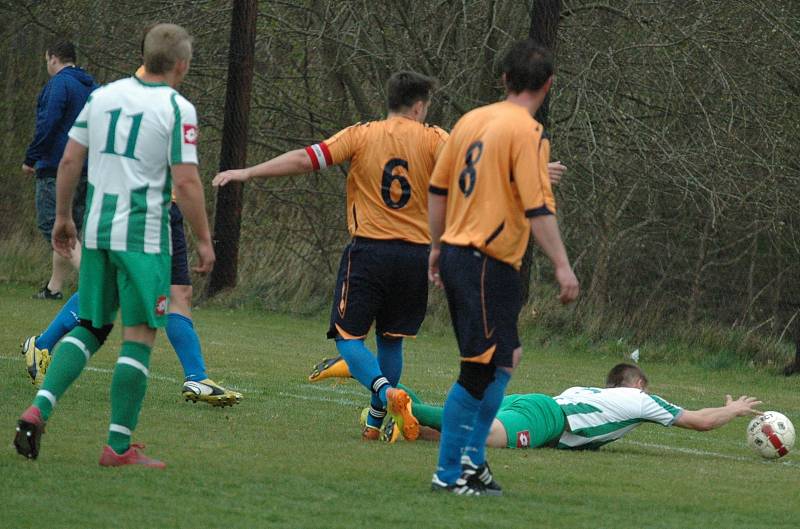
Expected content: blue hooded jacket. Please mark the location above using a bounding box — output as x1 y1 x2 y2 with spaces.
24 66 97 171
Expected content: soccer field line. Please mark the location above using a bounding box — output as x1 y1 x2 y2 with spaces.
0 354 259 393
1 354 363 403
622 440 800 468
277 392 362 406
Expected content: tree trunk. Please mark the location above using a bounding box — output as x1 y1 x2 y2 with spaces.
519 0 561 303
207 0 258 297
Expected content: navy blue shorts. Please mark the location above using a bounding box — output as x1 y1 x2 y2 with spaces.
328 237 429 340
35 168 86 243
439 243 522 368
170 203 191 286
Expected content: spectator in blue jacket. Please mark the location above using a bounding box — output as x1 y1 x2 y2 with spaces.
23 41 96 300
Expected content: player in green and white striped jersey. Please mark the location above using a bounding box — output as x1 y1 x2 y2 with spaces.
14 23 214 468
330 362 761 454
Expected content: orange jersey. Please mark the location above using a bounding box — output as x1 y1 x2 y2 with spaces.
429 100 554 269
306 117 448 244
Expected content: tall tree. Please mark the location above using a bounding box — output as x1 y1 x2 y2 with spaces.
207 0 258 297
519 0 561 303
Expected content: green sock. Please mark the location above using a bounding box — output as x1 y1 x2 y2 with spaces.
397 383 423 404
108 341 151 454
33 326 100 421
413 402 444 430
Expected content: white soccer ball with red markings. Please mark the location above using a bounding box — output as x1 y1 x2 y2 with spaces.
746 411 795 459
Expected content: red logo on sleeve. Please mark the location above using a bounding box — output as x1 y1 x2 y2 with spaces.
516 430 531 448
183 124 198 145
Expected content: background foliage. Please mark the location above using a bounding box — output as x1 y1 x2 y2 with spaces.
1 0 798 349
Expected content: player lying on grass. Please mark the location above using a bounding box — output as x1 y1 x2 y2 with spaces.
20 25 241 408
313 358 762 448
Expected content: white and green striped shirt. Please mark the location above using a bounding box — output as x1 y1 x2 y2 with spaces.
555 387 683 450
68 76 198 254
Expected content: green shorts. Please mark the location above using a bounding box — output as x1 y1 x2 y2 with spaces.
496 393 566 449
79 247 171 329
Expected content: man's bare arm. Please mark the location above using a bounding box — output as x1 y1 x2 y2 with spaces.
51 139 87 259
212 149 313 187
172 163 214 273
674 395 762 431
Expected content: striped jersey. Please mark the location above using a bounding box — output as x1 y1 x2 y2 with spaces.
554 386 683 450
68 76 198 254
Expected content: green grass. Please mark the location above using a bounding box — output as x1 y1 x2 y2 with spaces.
0 282 798 529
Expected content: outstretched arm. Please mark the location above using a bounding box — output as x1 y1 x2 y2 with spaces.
212 148 313 186
674 395 762 431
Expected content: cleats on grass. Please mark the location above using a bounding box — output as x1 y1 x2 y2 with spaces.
14 406 45 460
182 378 242 407
386 388 419 441
99 444 165 469
308 355 351 382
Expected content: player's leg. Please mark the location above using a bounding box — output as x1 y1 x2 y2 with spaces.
99 251 169 468
21 292 81 385
14 248 117 459
33 171 61 299
433 245 515 495
328 240 391 438
165 203 241 406
374 240 429 439
459 255 523 491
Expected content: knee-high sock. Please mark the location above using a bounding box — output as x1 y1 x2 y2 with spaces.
366 336 404 428
463 369 511 466
33 325 100 421
108 341 151 454
435 382 481 484
337 339 389 430
166 313 207 381
37 293 80 351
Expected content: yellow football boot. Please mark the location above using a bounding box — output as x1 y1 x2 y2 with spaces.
308 355 351 382
182 378 243 407
21 336 51 386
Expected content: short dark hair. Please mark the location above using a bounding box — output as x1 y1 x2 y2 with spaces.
501 39 553 94
47 41 77 63
386 71 436 112
605 363 649 388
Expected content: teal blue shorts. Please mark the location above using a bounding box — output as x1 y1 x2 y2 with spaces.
496 393 566 448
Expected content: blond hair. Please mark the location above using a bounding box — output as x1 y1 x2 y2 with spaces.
143 23 192 75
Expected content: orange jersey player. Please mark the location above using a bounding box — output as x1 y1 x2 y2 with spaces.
427 40 579 496
214 71 447 442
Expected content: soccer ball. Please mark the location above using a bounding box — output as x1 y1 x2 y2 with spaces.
746 411 795 459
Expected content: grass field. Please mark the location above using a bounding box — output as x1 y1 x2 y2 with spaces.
1 282 798 529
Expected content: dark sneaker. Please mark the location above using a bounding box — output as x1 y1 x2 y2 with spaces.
431 473 487 496
33 286 63 300
461 455 502 495
14 406 45 460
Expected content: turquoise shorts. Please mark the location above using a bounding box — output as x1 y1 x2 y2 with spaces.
496 393 566 449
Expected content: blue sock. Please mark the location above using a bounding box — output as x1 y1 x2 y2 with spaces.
435 382 481 484
376 336 403 386
464 369 511 466
366 336 404 428
166 313 207 381
37 292 80 351
336 338 389 407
